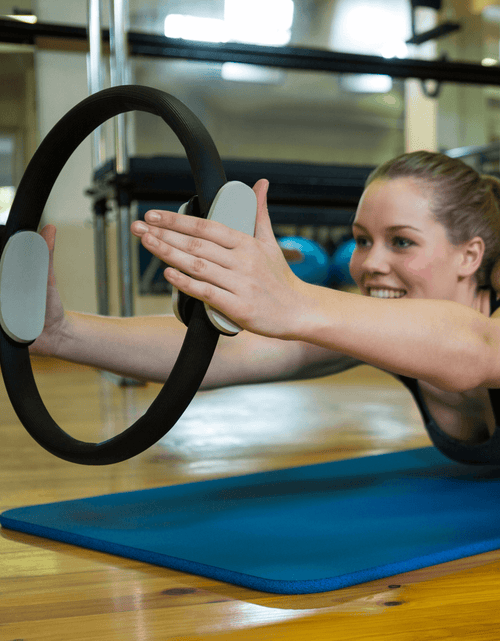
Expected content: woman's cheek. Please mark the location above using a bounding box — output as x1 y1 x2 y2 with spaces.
348 253 362 286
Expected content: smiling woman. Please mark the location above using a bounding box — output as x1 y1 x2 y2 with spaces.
127 156 498 387
362 150 500 292
350 177 485 305
127 150 500 461
345 150 500 459
28 149 500 465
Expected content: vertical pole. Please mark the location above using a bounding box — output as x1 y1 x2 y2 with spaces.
88 0 106 167
404 7 438 153
87 0 110 316
110 0 134 319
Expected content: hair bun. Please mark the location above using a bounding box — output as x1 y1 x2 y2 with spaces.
481 174 500 204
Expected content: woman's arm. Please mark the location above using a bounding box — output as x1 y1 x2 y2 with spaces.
30 222 361 389
131 180 496 394
293 287 494 393
53 310 361 388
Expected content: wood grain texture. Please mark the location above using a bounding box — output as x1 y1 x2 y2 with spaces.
2 357 500 640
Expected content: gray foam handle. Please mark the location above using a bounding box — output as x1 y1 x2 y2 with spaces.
173 181 257 335
0 231 49 343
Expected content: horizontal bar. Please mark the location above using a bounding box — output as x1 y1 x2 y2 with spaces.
1 18 500 86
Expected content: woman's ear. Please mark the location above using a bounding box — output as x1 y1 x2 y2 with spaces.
458 236 485 279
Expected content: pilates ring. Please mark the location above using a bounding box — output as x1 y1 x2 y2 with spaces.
0 85 256 466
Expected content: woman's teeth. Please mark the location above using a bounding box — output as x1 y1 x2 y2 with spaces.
369 289 406 298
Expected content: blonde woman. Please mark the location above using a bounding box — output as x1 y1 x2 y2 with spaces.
32 151 500 463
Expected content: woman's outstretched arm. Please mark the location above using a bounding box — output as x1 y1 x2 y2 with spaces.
292 287 495 393
51 310 360 388
131 179 498 394
30 224 361 388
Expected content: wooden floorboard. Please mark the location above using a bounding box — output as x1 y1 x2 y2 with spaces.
2 356 500 640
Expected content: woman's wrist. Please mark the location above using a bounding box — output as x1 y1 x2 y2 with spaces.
278 281 328 343
49 311 75 360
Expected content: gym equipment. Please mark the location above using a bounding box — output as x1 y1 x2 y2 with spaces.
3 446 500 594
278 236 329 285
327 237 356 287
0 85 256 466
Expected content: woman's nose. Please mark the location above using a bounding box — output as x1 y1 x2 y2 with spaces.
361 244 391 274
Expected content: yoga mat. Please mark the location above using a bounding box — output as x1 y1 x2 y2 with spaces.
3 446 500 594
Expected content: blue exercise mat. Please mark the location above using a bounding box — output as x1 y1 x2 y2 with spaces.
3 446 500 594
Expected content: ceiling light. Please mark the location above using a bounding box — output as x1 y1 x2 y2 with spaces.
221 62 284 83
4 14 37 24
165 0 294 46
164 15 227 43
225 0 293 46
340 74 393 93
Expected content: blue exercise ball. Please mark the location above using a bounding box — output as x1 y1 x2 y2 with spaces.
278 236 329 285
327 238 356 286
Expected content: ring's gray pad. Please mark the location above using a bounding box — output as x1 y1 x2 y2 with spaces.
173 181 257 335
0 231 49 343
204 181 257 335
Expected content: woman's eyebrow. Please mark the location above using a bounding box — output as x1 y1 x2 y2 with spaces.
352 223 423 233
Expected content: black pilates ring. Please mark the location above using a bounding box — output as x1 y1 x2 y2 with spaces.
0 85 228 466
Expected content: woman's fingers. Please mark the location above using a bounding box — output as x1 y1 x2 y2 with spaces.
134 207 242 250
252 179 274 242
40 224 56 251
164 266 238 311
131 218 236 271
141 230 238 292
128 179 307 338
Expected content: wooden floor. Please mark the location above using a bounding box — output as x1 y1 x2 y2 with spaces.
2 356 500 640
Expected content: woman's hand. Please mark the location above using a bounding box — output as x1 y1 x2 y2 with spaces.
131 179 309 339
29 225 67 356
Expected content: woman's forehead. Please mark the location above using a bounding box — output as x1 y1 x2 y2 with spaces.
354 178 434 229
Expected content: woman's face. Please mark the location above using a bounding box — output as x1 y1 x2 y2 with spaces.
349 178 474 301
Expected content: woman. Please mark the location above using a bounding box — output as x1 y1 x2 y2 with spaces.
31 151 500 463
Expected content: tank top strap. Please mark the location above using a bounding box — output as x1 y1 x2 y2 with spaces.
490 287 500 315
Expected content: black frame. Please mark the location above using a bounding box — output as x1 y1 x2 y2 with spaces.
0 18 497 87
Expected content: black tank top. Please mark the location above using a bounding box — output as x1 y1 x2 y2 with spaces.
398 288 500 465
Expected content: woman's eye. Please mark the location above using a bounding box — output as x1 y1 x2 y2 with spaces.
393 237 414 249
353 236 415 249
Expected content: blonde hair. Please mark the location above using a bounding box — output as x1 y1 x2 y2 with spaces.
365 150 500 290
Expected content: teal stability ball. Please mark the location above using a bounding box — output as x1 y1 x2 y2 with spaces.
278 236 329 284
327 238 356 286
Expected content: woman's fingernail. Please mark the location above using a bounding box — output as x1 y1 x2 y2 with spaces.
146 211 161 222
135 222 148 233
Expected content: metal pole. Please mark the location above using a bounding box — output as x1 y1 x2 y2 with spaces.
87 0 105 167
110 0 134 319
87 0 110 317
110 0 129 173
